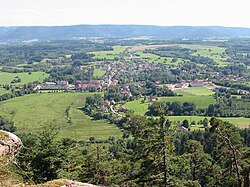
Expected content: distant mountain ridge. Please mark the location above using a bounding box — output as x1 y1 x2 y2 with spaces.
0 25 250 40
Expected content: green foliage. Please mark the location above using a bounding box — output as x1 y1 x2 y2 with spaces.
207 92 250 117
209 118 244 186
0 116 16 132
16 122 68 183
13 115 250 187
149 101 197 116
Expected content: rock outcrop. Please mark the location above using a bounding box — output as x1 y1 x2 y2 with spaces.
0 133 103 187
13 179 105 187
0 130 22 157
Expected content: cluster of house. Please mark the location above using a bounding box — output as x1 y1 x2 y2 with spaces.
225 74 242 82
100 99 127 114
75 80 103 90
189 80 213 87
39 81 69 90
39 80 104 91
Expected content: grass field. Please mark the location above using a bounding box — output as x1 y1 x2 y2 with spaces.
0 71 49 85
124 98 150 115
132 44 230 66
167 116 250 129
0 93 122 140
90 46 128 60
124 91 216 115
175 87 215 96
0 87 10 95
93 68 106 78
159 94 216 108
191 46 230 66
122 100 250 128
219 117 250 128
134 51 184 65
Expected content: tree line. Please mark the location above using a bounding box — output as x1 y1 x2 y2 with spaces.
13 116 250 187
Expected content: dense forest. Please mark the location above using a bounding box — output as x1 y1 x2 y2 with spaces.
5 116 248 187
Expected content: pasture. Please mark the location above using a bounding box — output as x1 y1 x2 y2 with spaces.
124 91 216 115
93 68 106 78
90 46 128 60
0 87 10 95
122 99 250 129
167 116 250 129
0 71 49 85
0 93 122 140
175 87 215 96
191 46 230 66
134 51 183 65
159 94 216 108
123 98 150 115
131 44 230 66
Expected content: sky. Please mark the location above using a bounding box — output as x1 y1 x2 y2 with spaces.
0 0 250 27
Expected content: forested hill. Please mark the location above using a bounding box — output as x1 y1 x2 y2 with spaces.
1 25 250 40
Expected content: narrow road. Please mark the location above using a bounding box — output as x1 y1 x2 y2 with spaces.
110 105 122 116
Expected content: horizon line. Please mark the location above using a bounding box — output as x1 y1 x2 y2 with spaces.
0 24 250 29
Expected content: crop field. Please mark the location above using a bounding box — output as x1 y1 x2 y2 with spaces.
174 44 224 51
130 44 170 51
0 71 49 85
0 93 122 140
131 44 224 51
93 68 106 78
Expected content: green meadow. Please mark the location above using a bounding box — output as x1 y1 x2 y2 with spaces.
147 44 230 66
124 88 216 115
0 87 10 95
167 116 249 129
0 71 49 85
174 87 215 96
0 93 122 141
122 98 249 128
90 46 129 60
93 68 106 78
134 51 184 65
122 88 248 129
191 46 230 66
159 94 216 109
124 98 150 115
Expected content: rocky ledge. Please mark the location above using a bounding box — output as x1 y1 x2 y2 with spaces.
0 130 22 157
13 179 105 187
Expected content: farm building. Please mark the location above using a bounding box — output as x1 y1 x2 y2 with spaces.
75 80 103 90
40 82 68 90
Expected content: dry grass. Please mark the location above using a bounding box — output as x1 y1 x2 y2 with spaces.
130 44 170 51
0 157 16 187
